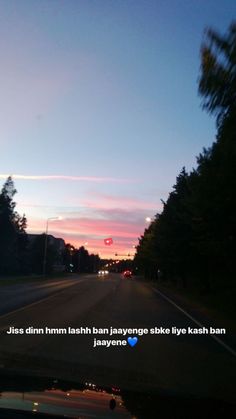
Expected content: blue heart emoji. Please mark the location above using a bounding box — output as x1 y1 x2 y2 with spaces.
127 337 138 347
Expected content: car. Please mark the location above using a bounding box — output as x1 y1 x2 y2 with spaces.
123 270 132 278
98 270 109 276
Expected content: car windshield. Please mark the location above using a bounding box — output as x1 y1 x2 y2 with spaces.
0 2 236 418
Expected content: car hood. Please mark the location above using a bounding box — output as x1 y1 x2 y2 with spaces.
0 372 127 418
0 370 235 418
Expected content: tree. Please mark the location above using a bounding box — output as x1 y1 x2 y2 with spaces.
63 243 75 272
198 21 236 282
63 244 100 273
134 215 160 280
30 234 57 275
151 169 197 287
0 176 28 274
74 246 90 273
199 21 236 130
134 21 236 295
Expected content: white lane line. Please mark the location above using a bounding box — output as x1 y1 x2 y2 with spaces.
151 287 236 357
0 279 88 322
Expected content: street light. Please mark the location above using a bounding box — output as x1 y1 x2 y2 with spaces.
42 217 62 276
69 246 74 273
145 214 161 223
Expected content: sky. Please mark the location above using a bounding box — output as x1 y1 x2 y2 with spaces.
0 0 235 258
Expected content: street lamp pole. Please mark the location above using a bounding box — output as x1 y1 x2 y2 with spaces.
42 217 61 277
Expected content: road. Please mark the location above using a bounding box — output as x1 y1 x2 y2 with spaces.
0 273 235 402
0 276 86 316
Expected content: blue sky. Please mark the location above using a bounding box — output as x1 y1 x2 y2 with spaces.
1 0 235 257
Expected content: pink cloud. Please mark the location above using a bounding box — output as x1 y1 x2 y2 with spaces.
27 216 142 258
82 192 159 210
28 217 141 238
24 190 160 259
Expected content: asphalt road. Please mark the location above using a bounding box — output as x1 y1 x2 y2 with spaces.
0 275 87 316
0 273 235 402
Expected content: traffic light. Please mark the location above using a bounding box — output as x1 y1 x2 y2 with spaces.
104 238 113 245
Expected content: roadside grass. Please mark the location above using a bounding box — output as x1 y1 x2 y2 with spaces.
0 272 72 286
150 278 236 328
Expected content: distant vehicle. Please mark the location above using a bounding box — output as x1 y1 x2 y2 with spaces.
98 270 109 276
123 270 132 278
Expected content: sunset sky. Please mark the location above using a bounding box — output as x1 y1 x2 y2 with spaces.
1 0 235 258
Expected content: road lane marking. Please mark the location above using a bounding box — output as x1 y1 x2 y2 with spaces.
0 279 88 322
151 287 236 357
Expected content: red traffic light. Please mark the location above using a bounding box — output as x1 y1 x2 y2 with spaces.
104 237 113 246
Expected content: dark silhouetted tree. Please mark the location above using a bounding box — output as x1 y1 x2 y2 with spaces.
199 21 236 129
135 21 236 294
30 234 57 275
0 176 28 274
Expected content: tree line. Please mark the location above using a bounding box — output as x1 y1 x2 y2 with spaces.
0 176 100 276
134 22 236 293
